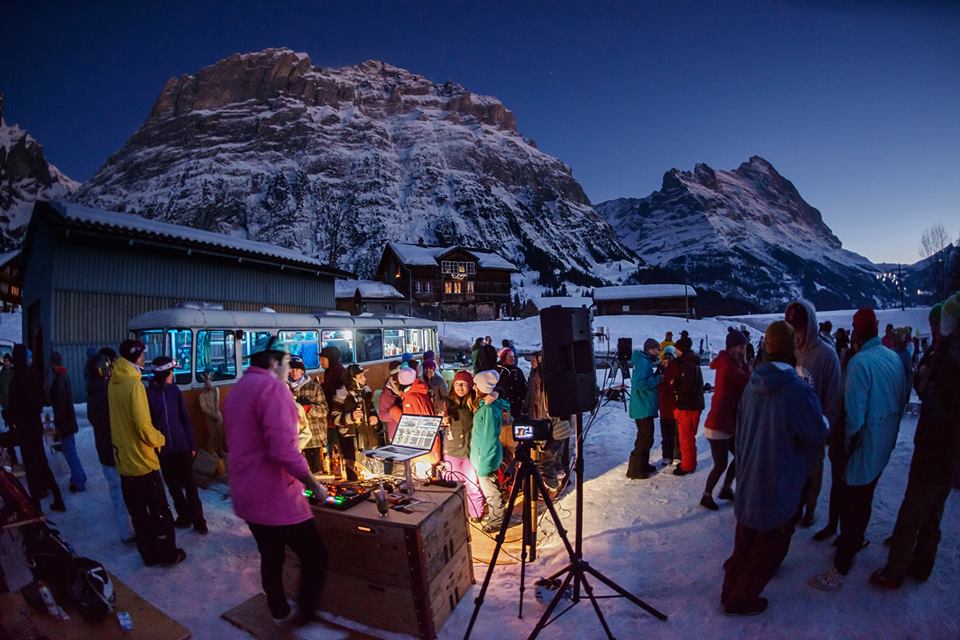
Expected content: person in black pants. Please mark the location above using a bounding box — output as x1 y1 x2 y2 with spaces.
121 471 181 565
147 357 207 534
248 520 328 620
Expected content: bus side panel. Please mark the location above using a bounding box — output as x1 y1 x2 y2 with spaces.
181 384 235 476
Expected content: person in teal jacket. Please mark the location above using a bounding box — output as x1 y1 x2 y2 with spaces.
627 338 662 479
470 369 510 532
811 308 907 591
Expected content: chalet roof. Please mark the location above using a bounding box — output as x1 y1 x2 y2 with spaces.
30 201 350 277
386 242 518 271
334 279 405 300
592 284 697 301
530 296 593 309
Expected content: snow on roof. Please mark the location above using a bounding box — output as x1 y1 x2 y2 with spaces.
47 201 348 275
335 279 404 300
530 296 593 309
388 242 518 271
593 284 697 301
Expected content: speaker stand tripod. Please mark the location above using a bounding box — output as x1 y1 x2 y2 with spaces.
463 413 667 640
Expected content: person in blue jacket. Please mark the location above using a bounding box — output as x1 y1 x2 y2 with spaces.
810 308 907 591
722 321 825 615
146 356 207 534
627 338 662 479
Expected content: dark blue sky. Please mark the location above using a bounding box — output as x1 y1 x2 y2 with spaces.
2 1 957 263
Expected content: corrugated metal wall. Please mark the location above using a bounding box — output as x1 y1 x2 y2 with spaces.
44 237 335 401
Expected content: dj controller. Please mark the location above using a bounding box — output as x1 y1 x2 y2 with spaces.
315 481 372 511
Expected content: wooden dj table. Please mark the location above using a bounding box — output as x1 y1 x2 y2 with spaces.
307 483 474 639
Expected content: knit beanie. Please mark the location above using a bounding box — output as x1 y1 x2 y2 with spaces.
852 308 879 342
676 336 693 353
763 321 795 360
643 338 659 351
119 339 146 363
453 370 474 386
662 346 677 359
474 370 500 394
398 367 417 386
498 347 512 362
423 350 435 362
941 293 960 337
422 359 437 371
784 302 808 334
725 330 747 350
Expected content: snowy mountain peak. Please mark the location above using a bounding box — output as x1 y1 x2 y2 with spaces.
0 94 79 248
595 157 896 313
74 49 633 286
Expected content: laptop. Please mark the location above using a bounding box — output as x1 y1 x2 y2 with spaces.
365 414 442 463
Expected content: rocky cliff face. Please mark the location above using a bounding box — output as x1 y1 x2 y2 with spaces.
74 49 635 285
0 95 79 249
595 157 898 312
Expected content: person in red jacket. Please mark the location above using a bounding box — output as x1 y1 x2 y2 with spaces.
700 330 751 510
659 346 680 465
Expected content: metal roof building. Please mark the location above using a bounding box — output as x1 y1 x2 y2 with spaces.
20 200 348 400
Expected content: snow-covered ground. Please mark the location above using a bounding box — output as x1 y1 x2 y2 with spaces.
13 309 959 639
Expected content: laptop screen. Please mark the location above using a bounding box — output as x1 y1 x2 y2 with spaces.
392 414 443 450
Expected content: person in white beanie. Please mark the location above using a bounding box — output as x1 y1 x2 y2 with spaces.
470 370 511 532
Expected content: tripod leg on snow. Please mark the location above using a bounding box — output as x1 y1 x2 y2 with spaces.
582 563 668 621
577 571 616 639
464 461 529 639
527 566 575 640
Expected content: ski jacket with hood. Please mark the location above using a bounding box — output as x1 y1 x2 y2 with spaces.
790 300 842 429
224 366 313 527
843 337 908 486
48 365 79 438
109 357 165 477
471 394 509 476
673 352 705 411
378 378 404 441
704 350 750 436
629 350 661 420
146 378 195 456
735 362 825 530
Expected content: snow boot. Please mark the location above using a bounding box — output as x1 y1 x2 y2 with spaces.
672 466 693 477
809 567 844 591
869 569 902 590
724 597 768 616
626 453 650 479
700 494 719 511
718 486 735 501
813 525 837 542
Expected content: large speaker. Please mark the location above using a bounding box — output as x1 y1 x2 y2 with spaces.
617 337 633 360
539 306 597 416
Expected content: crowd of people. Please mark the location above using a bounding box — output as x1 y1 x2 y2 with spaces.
627 294 960 615
0 292 956 629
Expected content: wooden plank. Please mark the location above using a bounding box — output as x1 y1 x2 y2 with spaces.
0 573 190 640
221 593 377 640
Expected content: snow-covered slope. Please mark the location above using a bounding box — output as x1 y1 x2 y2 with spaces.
595 157 898 312
0 95 79 249
73 48 637 286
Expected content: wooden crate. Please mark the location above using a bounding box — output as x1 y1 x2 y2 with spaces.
306 484 474 638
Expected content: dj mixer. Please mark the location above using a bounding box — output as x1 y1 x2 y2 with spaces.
316 481 372 511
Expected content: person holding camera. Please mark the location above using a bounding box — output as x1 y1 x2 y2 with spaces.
332 364 381 480
628 339 662 479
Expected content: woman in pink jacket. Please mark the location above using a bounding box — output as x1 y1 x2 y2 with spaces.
224 337 328 626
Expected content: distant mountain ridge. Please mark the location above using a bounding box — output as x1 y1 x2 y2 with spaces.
72 48 637 287
595 156 899 313
0 94 79 249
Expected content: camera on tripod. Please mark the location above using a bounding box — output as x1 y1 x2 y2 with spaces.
513 416 551 442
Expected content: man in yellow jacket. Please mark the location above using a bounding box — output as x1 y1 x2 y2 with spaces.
110 339 185 567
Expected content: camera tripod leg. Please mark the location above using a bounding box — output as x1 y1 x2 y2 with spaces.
577 571 616 639
463 462 528 639
526 564 575 640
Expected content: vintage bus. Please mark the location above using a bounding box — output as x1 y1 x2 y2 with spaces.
127 306 439 449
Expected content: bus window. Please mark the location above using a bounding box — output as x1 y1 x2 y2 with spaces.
422 328 436 353
320 330 354 364
355 329 383 362
383 329 405 357
136 330 166 363
168 329 193 385
241 331 273 360
279 330 321 368
405 329 424 354
197 330 237 382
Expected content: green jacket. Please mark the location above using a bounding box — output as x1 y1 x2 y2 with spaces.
470 395 510 476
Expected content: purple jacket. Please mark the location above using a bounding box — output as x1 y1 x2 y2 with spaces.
224 367 313 526
146 379 195 456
